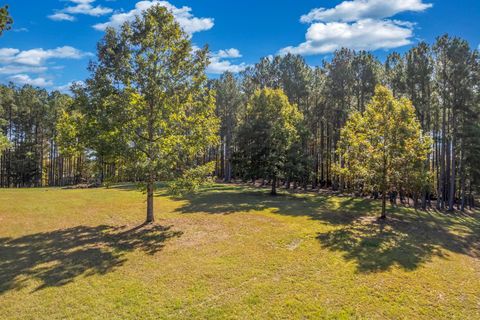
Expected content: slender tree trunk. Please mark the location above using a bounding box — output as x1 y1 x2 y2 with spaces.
380 148 387 220
146 100 155 224
271 175 277 196
440 102 446 210
448 121 456 211
224 134 232 183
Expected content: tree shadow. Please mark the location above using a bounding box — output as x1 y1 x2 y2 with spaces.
175 186 373 225
0 224 183 294
315 211 479 272
175 185 480 273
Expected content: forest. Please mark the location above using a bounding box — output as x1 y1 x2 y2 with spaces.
1 24 479 217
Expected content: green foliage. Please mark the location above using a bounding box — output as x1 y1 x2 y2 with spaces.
74 5 219 180
63 5 218 219
56 103 84 157
168 161 216 196
0 133 9 152
0 5 12 151
235 88 302 192
336 85 432 215
0 5 12 36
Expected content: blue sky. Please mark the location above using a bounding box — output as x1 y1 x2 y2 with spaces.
1 0 479 92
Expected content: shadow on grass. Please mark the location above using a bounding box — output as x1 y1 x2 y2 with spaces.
176 186 375 224
175 185 480 273
0 224 182 294
316 211 480 272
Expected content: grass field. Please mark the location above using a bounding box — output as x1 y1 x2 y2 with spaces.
0 184 479 319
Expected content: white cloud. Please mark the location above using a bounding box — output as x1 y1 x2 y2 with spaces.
0 65 48 75
93 1 214 34
0 46 91 89
280 19 413 55
301 0 432 23
207 48 248 74
0 46 91 66
8 74 53 87
64 1 113 16
281 0 432 56
0 48 20 59
214 48 242 59
49 13 76 21
49 0 112 22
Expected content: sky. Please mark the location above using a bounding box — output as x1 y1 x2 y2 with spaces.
1 0 479 92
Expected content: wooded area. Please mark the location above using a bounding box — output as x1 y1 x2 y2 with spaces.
0 6 479 216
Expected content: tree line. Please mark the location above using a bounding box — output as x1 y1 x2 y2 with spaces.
212 36 479 211
1 5 479 220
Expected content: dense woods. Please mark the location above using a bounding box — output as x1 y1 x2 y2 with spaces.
0 6 479 213
212 35 480 211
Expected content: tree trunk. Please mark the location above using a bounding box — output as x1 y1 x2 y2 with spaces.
448 124 456 211
380 149 387 219
271 175 277 196
224 135 232 183
380 190 387 220
146 179 154 223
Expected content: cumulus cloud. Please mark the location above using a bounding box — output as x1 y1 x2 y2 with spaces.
8 74 53 87
48 13 76 21
281 0 432 55
64 0 112 16
280 19 413 55
0 46 91 88
0 65 48 75
207 48 248 74
93 1 214 34
215 48 242 59
301 0 432 23
0 46 91 66
48 0 112 21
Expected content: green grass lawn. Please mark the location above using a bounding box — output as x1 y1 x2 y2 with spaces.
0 184 479 319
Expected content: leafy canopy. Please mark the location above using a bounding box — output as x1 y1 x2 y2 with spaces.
336 85 431 202
58 5 219 189
235 88 302 187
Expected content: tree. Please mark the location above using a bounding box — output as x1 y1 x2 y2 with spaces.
433 35 478 211
336 86 431 219
74 5 218 223
385 52 406 98
352 51 380 112
0 5 12 152
405 42 434 208
0 5 12 36
235 88 302 195
213 72 243 182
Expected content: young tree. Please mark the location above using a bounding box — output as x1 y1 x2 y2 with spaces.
235 88 302 195
72 5 218 223
336 86 431 219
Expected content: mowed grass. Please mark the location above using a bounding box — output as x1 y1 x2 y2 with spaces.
0 184 479 319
